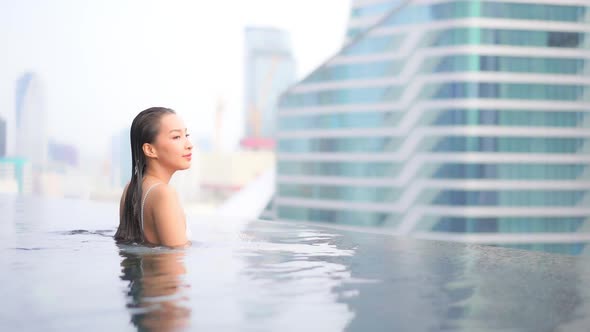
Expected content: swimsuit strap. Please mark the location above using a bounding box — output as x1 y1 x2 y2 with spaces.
141 182 163 234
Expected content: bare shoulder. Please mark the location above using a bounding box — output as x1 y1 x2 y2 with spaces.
148 183 187 247
148 183 180 207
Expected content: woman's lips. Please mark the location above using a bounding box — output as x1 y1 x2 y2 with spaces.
183 153 192 160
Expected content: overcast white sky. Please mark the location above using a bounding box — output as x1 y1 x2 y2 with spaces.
0 0 351 158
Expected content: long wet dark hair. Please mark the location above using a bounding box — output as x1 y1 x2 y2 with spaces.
115 107 176 243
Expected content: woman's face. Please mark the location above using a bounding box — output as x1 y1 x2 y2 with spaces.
151 113 193 171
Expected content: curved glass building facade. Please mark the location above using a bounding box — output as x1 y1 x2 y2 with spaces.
275 0 590 254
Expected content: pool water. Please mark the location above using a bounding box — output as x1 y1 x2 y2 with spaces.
1 194 590 331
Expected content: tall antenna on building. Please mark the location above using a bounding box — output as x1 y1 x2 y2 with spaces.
249 55 280 138
215 97 225 152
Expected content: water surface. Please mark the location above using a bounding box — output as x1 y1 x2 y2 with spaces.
1 194 590 331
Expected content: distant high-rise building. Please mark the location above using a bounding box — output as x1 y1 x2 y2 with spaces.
15 72 47 168
243 27 297 148
214 97 225 152
48 140 78 167
111 128 131 188
0 116 6 157
275 0 590 255
0 158 33 194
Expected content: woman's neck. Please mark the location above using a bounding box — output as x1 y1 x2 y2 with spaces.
144 165 174 184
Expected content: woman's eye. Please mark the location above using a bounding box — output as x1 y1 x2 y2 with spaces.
185 134 191 138
173 136 181 140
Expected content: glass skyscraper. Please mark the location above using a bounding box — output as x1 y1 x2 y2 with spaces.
244 27 297 141
274 0 590 254
15 72 47 168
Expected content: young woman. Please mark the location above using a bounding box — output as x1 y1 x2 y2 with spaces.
115 107 193 247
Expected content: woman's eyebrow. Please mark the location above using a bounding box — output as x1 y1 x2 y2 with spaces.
168 128 187 134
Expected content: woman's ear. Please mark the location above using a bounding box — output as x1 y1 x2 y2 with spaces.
142 143 158 159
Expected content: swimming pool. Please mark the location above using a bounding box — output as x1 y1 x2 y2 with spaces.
1 194 589 331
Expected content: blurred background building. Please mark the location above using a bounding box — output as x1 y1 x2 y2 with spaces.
0 72 48 195
0 158 32 194
197 95 276 213
110 128 131 190
242 27 297 150
0 115 6 157
199 150 274 200
15 72 47 170
272 0 590 255
48 140 78 168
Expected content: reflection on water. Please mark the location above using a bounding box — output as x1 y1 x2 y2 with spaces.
118 246 191 331
234 227 358 331
329 233 585 332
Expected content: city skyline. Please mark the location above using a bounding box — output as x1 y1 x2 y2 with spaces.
0 0 350 159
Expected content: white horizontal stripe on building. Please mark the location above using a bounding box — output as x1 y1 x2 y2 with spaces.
277 126 590 139
413 0 590 7
274 197 590 214
278 100 590 116
347 16 386 30
331 45 590 66
277 152 590 163
291 71 590 93
371 17 590 38
277 176 590 189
